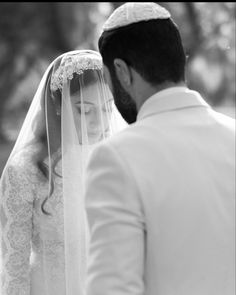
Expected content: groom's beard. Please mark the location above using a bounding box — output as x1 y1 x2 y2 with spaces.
110 72 137 124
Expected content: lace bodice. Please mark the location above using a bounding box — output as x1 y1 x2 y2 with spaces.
0 147 65 295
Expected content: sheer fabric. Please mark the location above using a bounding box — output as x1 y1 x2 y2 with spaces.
0 50 127 295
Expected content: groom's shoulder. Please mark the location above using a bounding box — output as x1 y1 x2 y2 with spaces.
87 125 140 172
95 121 148 158
108 122 144 146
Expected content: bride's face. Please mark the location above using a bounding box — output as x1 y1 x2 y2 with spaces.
71 82 113 144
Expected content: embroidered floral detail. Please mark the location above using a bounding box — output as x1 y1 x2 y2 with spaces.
50 54 103 92
6 278 29 295
0 148 66 294
5 252 29 277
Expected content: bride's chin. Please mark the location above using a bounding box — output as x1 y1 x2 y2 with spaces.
77 133 105 145
88 138 100 144
88 134 105 144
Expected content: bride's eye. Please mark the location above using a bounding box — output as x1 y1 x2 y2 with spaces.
84 105 92 114
76 105 91 114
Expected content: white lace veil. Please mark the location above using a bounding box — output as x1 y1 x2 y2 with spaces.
0 50 127 294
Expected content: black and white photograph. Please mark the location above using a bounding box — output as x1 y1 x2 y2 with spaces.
0 2 235 295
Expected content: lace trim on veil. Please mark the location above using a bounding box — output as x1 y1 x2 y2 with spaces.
50 54 103 92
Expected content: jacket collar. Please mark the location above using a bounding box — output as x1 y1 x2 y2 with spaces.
137 87 211 121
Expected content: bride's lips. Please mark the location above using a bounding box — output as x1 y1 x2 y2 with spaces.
88 132 99 137
88 128 109 137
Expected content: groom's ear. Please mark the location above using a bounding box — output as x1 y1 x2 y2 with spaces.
113 58 132 88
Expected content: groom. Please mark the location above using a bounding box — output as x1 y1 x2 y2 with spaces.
85 3 235 295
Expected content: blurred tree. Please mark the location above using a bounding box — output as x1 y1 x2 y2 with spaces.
160 2 236 106
0 2 235 142
0 3 66 141
0 2 100 142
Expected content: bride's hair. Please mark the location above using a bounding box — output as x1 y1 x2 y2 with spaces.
99 18 186 86
33 68 100 214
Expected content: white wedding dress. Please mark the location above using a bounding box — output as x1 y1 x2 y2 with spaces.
0 49 127 295
0 146 66 295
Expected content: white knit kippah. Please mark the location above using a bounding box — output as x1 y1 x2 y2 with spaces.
102 2 171 32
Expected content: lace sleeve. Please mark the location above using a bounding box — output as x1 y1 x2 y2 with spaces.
0 164 35 295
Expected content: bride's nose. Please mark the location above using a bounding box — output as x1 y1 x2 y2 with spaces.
88 108 102 130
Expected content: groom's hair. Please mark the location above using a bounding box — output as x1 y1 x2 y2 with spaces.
98 18 186 85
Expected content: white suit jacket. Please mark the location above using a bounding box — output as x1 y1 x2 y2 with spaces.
85 87 235 295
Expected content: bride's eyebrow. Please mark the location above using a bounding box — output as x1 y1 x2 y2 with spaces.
75 98 113 105
75 101 94 105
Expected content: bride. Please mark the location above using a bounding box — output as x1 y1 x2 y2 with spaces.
0 50 126 295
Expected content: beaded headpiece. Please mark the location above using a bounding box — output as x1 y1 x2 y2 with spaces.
50 52 103 92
